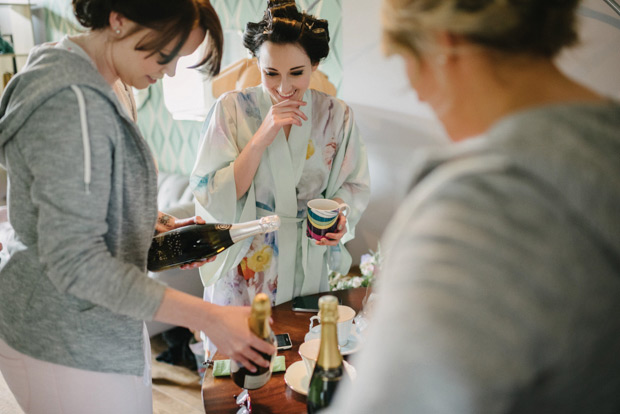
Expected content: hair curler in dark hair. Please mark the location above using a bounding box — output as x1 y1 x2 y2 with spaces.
72 0 223 76
243 0 330 65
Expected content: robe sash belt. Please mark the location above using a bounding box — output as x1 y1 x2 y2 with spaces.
256 207 327 305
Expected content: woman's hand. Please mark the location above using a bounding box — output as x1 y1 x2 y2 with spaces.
317 214 348 246
155 212 207 235
252 99 307 149
234 99 308 199
203 304 276 371
154 212 215 267
154 290 275 372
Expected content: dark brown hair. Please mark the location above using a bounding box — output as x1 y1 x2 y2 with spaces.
73 0 223 76
243 0 330 65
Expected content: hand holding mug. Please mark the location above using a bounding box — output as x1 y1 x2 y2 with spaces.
306 199 350 245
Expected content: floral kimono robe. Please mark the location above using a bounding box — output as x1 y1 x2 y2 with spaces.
190 86 370 306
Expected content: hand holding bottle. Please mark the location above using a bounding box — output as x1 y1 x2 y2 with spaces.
152 212 215 269
230 293 277 389
148 215 280 272
153 289 275 373
155 211 205 235
203 301 275 373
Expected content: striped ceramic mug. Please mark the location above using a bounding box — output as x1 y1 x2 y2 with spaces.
306 199 350 241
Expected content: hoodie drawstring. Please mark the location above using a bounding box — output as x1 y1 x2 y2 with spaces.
69 85 91 194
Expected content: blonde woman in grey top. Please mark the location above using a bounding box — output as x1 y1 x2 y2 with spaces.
328 1 620 413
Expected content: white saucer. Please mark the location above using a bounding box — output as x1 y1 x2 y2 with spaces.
284 361 356 396
284 361 310 396
304 325 363 355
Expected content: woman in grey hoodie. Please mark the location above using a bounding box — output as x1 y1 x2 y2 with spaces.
0 1 274 413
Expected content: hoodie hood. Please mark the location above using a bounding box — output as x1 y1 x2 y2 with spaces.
0 43 132 168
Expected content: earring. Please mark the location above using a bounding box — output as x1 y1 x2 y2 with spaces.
114 28 121 35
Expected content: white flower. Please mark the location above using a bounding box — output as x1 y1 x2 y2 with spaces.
360 262 375 277
360 253 373 265
328 246 382 291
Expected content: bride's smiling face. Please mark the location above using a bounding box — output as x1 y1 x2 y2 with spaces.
257 41 318 104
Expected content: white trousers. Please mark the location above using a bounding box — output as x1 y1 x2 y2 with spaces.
0 326 153 414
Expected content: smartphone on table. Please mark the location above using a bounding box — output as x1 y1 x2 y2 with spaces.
291 295 342 312
275 333 292 350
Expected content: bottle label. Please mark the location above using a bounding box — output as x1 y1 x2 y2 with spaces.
215 224 232 231
243 369 272 389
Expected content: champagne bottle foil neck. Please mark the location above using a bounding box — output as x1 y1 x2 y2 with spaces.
249 314 270 338
318 295 339 323
316 321 343 369
249 293 272 337
259 215 280 233
251 293 272 315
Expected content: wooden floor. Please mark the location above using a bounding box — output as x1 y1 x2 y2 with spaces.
152 381 204 414
0 336 205 414
151 334 205 414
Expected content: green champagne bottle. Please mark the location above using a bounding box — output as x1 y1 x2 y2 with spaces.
230 293 277 389
147 215 280 272
307 295 344 413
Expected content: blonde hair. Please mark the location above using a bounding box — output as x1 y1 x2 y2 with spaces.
382 0 580 58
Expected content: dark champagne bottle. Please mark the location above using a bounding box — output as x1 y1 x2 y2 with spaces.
147 215 280 272
307 295 344 413
230 293 277 389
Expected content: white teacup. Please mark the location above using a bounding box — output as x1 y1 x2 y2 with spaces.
309 305 356 347
298 338 321 377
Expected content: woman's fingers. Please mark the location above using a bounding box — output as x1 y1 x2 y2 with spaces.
318 215 348 245
273 99 306 108
206 306 276 371
274 114 302 127
232 344 270 373
272 107 307 119
179 257 213 270
272 101 308 121
249 334 276 357
173 217 197 228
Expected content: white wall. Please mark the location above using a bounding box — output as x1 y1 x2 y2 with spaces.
557 0 620 99
340 0 449 262
342 0 620 111
341 0 438 120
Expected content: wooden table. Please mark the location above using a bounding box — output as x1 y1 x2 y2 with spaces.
201 288 368 413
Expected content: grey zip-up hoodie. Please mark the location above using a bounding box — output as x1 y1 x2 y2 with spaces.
0 42 166 375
